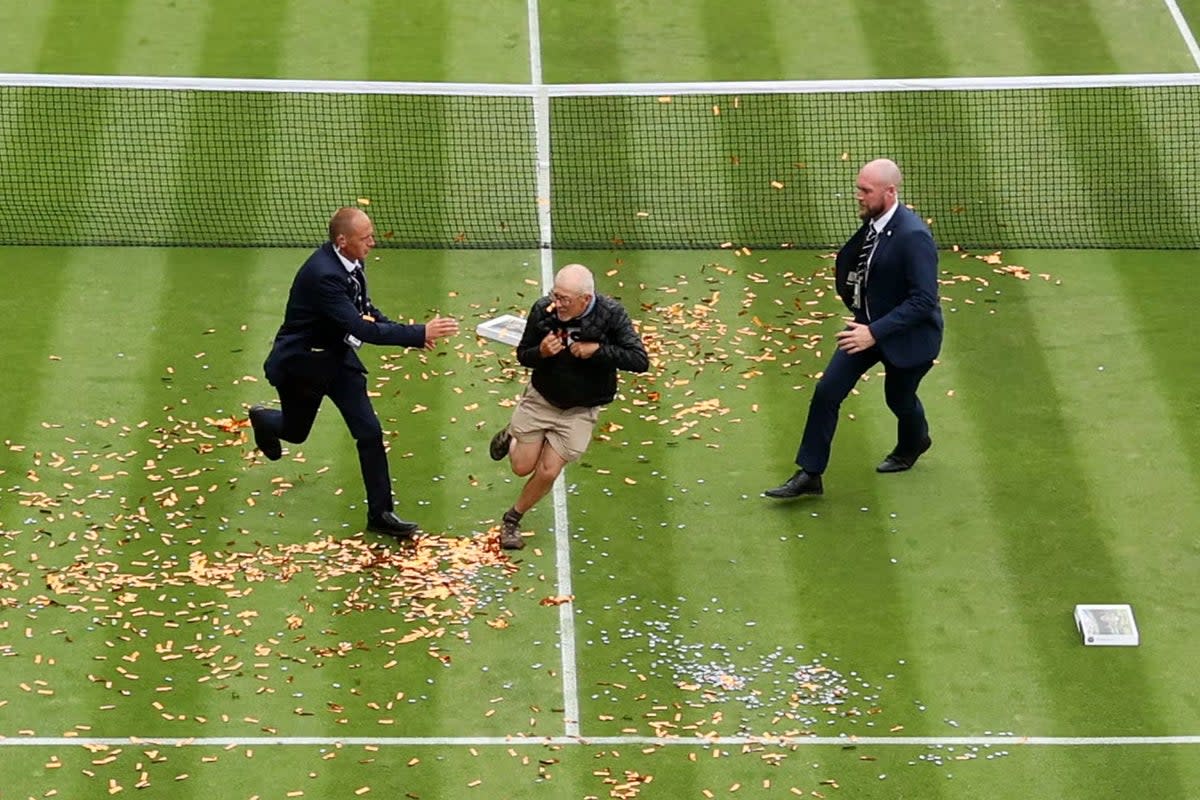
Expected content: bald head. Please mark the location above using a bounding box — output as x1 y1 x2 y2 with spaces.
328 207 375 262
329 207 369 242
861 158 902 188
855 159 902 221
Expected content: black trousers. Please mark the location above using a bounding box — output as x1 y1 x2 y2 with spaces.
796 346 933 475
258 366 393 517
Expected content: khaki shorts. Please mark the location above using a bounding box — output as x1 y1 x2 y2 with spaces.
509 384 601 462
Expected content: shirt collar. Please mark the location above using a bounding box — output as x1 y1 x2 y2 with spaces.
580 294 597 318
333 245 360 273
557 293 598 322
869 199 900 234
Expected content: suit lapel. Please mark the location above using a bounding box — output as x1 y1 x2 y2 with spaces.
870 206 906 267
324 242 364 306
843 223 870 266
871 225 892 266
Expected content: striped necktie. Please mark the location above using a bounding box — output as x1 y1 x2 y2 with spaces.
858 223 879 275
350 267 366 313
851 224 878 311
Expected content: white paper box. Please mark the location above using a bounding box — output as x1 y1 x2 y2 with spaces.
1074 604 1139 646
475 314 527 346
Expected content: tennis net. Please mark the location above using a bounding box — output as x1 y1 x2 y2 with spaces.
1 72 1197 249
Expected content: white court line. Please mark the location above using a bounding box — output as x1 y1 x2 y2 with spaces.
7 71 1200 93
1163 0 1200 69
2 735 1199 748
526 0 581 739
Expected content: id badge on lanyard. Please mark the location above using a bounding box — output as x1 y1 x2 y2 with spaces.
849 269 863 310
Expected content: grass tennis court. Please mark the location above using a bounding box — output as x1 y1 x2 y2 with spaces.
3 1 1200 799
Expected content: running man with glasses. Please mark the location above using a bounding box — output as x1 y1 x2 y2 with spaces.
487 264 649 549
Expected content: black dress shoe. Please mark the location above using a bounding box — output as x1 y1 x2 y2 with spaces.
876 437 932 473
248 405 282 461
763 469 823 498
366 511 420 538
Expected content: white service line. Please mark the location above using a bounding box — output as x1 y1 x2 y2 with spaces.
526 0 582 739
2 734 1199 748
1164 0 1200 69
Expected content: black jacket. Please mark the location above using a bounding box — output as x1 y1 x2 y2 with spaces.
264 242 425 386
833 203 943 368
517 293 649 409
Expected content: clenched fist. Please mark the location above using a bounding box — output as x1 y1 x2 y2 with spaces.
539 331 565 358
568 340 600 359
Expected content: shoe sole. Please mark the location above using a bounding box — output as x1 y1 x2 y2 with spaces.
367 524 419 540
369 529 418 540
763 489 823 498
489 430 512 461
877 439 931 473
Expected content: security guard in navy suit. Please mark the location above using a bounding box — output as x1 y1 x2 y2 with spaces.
766 159 943 498
248 207 459 536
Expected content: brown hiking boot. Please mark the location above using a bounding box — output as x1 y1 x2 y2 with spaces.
499 516 525 550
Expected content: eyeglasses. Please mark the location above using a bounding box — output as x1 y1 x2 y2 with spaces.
549 290 581 305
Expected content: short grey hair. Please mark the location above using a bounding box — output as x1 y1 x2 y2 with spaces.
555 263 595 296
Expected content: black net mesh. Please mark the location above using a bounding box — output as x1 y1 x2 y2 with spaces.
0 82 1196 248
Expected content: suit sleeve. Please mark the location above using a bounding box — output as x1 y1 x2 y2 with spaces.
866 228 939 342
364 297 393 325
315 271 426 348
594 305 649 373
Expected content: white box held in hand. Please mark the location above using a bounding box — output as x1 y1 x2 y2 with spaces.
475 314 527 346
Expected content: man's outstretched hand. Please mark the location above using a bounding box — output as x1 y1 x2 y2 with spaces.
424 316 460 348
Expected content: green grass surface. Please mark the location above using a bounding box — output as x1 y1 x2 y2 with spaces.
542 0 1200 81
0 0 531 82
2 0 1195 81
5 740 1197 799
2 245 1200 798
3 1 1200 798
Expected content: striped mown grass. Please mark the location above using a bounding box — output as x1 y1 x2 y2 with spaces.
3 0 1200 797
2 246 1199 799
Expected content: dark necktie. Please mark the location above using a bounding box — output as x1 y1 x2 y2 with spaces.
852 224 878 310
859 224 879 275
350 267 366 313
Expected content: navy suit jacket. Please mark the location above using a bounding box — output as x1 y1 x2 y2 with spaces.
264 242 426 385
834 203 943 368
